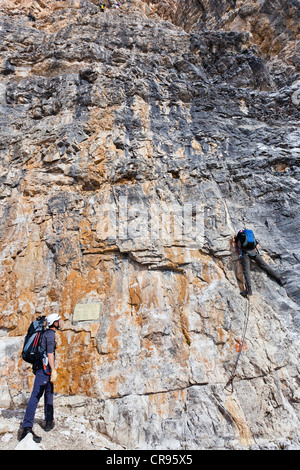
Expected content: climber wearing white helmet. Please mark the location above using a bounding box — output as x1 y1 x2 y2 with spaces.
46 313 61 328
20 313 62 443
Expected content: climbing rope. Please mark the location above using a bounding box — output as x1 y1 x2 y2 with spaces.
224 297 251 394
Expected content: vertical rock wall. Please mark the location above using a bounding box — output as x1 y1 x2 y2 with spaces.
0 0 299 449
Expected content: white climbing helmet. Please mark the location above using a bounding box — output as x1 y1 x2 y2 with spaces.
46 313 61 328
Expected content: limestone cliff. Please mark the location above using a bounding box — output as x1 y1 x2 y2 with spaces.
0 0 299 450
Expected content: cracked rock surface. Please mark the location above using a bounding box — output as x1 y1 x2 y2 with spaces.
0 0 299 450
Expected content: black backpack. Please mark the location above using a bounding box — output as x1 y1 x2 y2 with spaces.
22 316 46 364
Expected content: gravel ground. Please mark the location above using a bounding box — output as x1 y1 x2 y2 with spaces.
0 402 125 451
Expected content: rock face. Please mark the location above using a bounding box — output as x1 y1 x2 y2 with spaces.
0 0 299 450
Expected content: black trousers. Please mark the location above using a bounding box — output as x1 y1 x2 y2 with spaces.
241 253 281 290
22 369 54 428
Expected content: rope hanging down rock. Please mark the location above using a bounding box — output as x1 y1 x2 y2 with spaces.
224 297 251 394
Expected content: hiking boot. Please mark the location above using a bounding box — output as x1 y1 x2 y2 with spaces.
240 288 252 298
45 420 54 432
20 427 42 443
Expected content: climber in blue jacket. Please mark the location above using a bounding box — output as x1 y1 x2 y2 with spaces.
234 229 285 297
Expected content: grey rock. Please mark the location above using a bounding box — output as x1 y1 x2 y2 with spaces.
0 0 299 451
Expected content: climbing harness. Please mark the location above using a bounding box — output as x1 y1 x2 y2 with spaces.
224 296 251 394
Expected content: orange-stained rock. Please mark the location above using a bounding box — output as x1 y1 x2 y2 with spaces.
0 0 299 451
